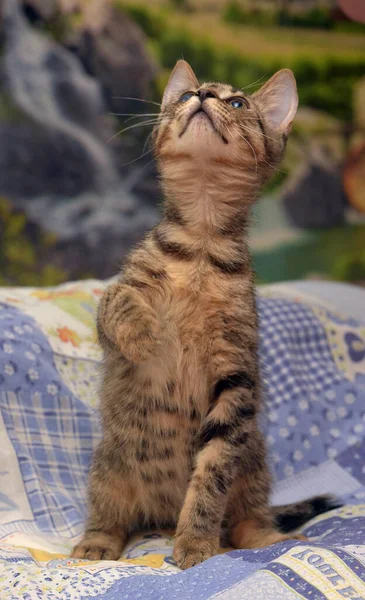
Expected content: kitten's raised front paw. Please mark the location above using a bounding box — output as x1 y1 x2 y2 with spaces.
173 535 219 570
116 312 163 363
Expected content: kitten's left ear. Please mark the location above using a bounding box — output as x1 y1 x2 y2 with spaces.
162 60 199 109
253 69 298 135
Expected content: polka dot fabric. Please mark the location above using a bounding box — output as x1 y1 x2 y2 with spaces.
258 297 365 482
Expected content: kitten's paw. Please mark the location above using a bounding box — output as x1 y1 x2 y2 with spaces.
70 531 125 561
173 535 219 570
116 312 163 363
71 543 119 561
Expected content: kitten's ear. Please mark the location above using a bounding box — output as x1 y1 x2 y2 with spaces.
253 69 298 135
162 60 199 109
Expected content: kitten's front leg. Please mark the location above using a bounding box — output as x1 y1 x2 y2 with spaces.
97 282 163 363
174 341 260 569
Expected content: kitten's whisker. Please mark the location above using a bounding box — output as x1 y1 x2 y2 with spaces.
124 157 156 192
112 96 161 107
121 148 154 168
142 130 155 155
232 125 258 171
262 160 288 175
109 113 160 118
235 124 287 175
106 120 160 144
123 114 160 125
239 75 267 91
240 123 278 145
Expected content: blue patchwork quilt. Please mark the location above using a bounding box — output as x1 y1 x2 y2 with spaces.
0 279 364 600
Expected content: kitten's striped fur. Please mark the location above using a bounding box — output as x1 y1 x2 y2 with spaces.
72 62 335 569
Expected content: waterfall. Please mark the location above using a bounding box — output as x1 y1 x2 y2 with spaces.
3 0 120 193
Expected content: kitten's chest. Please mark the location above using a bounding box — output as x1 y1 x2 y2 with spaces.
162 264 227 346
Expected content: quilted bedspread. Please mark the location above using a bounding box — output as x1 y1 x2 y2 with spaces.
0 279 364 599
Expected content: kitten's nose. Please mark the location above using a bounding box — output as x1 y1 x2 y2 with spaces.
197 89 217 104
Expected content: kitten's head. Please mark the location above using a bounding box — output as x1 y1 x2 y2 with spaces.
154 60 297 182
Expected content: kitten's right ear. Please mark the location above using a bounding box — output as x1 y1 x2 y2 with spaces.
253 69 298 135
162 60 199 109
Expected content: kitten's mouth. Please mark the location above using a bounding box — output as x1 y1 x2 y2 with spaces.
179 108 228 144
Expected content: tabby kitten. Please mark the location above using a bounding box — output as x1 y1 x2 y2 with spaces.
72 61 330 569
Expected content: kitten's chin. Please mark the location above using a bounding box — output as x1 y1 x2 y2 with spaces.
165 117 228 160
180 112 227 146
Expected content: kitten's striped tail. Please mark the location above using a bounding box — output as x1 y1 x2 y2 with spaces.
272 495 342 533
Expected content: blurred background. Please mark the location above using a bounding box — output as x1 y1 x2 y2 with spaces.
0 0 364 287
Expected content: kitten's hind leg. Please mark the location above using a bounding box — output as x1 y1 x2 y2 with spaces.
71 444 135 561
227 432 307 550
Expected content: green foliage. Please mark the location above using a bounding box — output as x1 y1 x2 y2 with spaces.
254 224 365 284
332 252 365 282
169 0 190 11
279 7 365 33
117 2 166 39
222 1 246 25
223 2 275 26
278 7 332 29
223 4 365 33
0 198 67 286
335 21 365 35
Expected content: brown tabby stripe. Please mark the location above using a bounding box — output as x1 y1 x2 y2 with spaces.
257 116 270 161
198 410 254 447
164 204 185 226
141 469 176 484
230 431 249 447
140 265 167 280
129 415 177 438
208 254 246 274
123 277 151 290
213 372 255 399
153 228 195 261
136 446 174 462
207 464 235 495
218 212 248 237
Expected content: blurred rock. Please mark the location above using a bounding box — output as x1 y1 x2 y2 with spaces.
21 0 158 116
68 9 157 115
1 0 119 197
22 0 58 22
282 146 347 228
16 188 160 278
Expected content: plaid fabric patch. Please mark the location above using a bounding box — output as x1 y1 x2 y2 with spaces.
0 391 99 536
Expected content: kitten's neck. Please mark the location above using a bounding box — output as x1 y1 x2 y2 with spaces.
160 158 261 237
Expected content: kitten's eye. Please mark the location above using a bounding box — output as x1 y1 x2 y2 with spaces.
179 92 195 103
230 99 244 109
226 97 248 109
